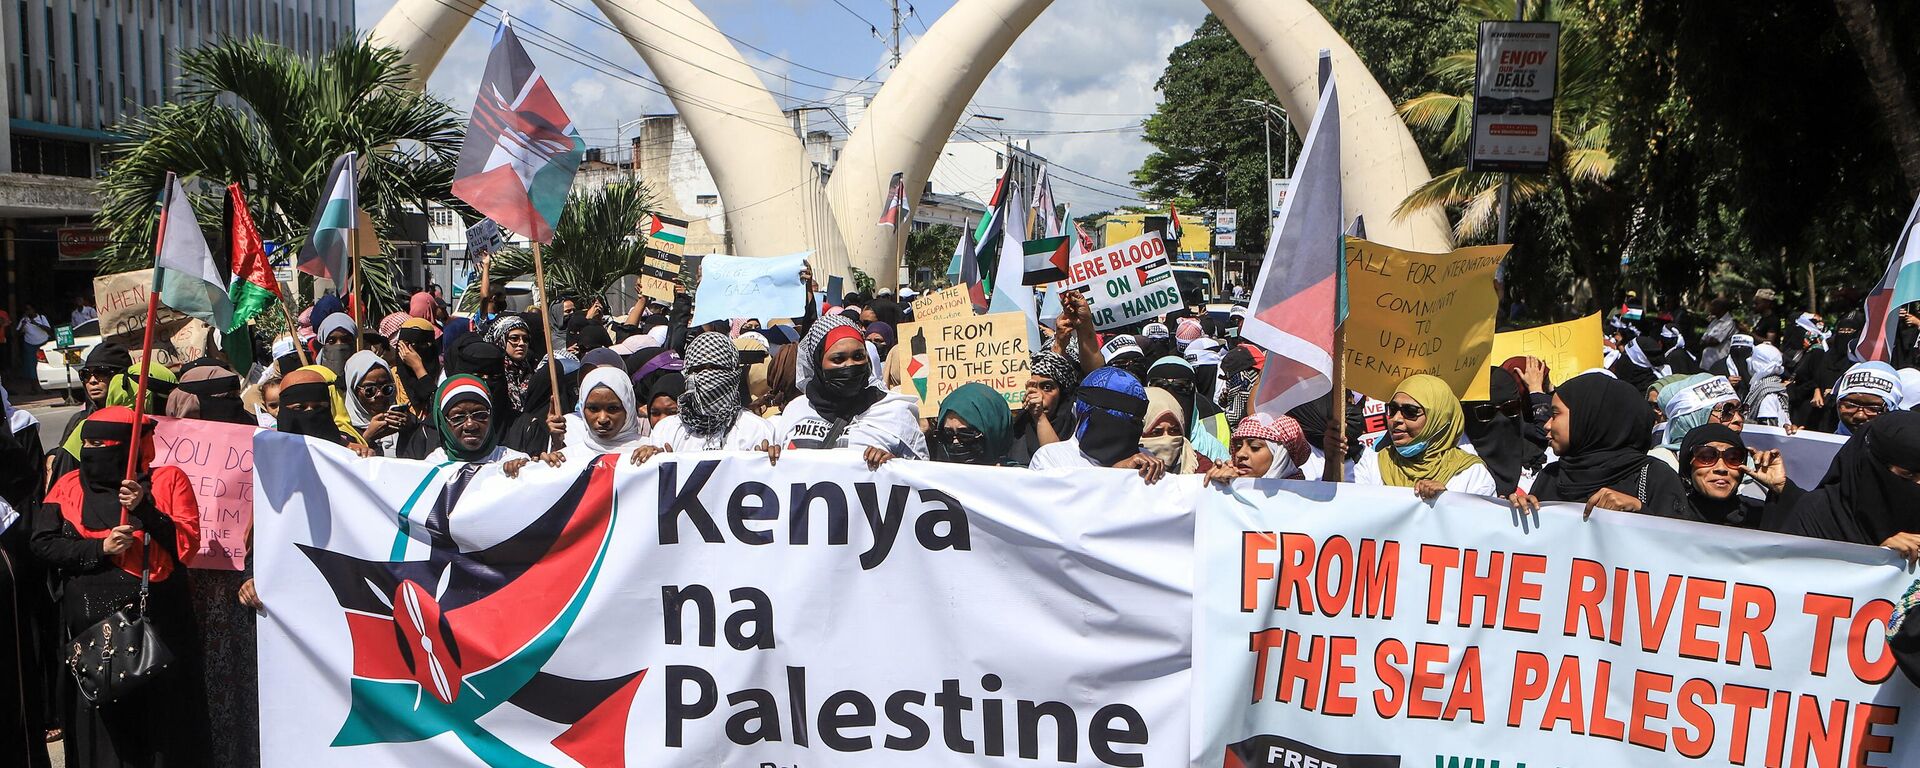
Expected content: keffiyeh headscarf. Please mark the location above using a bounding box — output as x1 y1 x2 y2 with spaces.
679 332 745 438
1028 352 1081 393
1232 413 1308 479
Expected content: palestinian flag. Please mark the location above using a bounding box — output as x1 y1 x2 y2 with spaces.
878 172 909 227
641 213 688 247
298 152 356 284
226 183 281 329
451 15 586 244
155 173 234 331
1020 235 1070 285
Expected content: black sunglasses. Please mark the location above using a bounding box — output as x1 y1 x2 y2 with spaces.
356 383 397 398
1383 402 1426 420
1469 400 1526 422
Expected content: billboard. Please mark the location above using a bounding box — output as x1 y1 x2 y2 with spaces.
1469 21 1560 174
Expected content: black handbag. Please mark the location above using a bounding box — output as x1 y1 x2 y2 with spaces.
64 544 173 705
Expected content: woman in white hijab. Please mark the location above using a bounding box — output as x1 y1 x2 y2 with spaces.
563 366 646 456
343 350 409 457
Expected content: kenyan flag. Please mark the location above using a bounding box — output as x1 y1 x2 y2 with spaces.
450 15 586 244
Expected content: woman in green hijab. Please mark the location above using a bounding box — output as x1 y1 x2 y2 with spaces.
1354 373 1497 499
928 382 1015 466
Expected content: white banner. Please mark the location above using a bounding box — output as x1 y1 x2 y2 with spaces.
1195 482 1919 767
1470 21 1559 173
1056 232 1182 330
254 435 1195 767
1741 424 1847 490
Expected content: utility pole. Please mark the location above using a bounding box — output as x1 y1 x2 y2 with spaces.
888 0 902 69
1496 0 1526 245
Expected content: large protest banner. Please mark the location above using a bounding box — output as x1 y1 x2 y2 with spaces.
150 416 258 570
1464 312 1606 399
254 439 1194 767
1057 232 1181 330
1195 482 1919 768
1344 238 1506 400
896 311 1030 417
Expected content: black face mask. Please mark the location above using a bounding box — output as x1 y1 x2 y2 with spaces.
818 363 872 397
930 428 992 465
198 394 252 424
79 443 130 494
279 405 343 443
1078 409 1143 466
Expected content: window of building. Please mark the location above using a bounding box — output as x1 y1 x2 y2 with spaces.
94 18 103 115
12 134 94 178
17 1 30 96
696 194 719 206
43 6 55 99
70 10 79 107
432 209 455 228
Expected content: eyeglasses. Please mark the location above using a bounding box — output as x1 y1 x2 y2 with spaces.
1383 402 1426 420
356 383 396 398
445 410 492 427
1469 401 1525 422
1687 445 1748 469
1711 402 1747 421
1838 398 1888 415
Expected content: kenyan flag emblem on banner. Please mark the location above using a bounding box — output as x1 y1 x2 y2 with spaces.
451 15 586 244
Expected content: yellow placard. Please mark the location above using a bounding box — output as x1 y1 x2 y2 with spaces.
896 311 1030 418
1463 312 1605 399
1343 238 1506 401
911 284 972 322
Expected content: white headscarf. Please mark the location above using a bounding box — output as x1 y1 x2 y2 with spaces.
342 350 390 429
2 383 37 436
571 366 643 453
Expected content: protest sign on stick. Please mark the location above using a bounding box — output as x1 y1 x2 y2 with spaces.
149 416 258 570
1343 238 1506 400
1055 232 1182 330
1464 312 1605 399
896 311 1030 417
94 268 216 366
691 252 808 325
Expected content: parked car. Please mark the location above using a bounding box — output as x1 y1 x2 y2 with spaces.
36 318 99 391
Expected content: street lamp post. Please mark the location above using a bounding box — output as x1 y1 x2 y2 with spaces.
614 117 647 185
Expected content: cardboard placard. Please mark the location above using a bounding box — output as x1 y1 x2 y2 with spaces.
897 311 1030 417
911 284 972 322
1343 238 1506 400
1464 312 1605 399
94 269 216 366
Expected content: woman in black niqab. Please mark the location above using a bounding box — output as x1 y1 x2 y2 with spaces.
1780 410 1920 547
1463 366 1547 496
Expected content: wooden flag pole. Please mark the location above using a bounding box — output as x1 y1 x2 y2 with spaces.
123 176 175 525
477 250 493 321
1321 236 1349 482
348 219 364 351
278 297 311 367
530 241 564 451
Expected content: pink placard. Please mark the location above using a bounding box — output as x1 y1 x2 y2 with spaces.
149 416 258 571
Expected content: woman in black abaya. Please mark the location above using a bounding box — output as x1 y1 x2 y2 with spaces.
1513 372 1686 518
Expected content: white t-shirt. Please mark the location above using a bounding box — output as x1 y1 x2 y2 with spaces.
16 315 50 347
71 306 97 326
1350 444 1499 497
645 412 777 452
775 391 928 459
1029 438 1101 470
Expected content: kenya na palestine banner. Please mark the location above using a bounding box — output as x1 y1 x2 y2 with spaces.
1194 482 1919 768
252 435 1195 767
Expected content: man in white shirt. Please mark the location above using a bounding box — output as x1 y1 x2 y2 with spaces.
69 296 97 327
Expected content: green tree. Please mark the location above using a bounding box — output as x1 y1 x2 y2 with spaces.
903 224 961 286
95 37 465 317
1134 15 1283 252
478 184 660 306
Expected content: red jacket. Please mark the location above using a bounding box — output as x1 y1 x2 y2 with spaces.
43 466 200 581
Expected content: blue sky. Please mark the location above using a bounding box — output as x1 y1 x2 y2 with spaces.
353 0 1210 211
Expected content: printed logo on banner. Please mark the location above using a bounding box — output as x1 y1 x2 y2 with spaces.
297 458 646 765
1223 734 1399 768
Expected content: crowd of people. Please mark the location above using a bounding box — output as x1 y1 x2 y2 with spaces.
2 273 1919 767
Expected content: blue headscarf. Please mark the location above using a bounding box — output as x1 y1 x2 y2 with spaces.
442 316 473 361
312 292 347 329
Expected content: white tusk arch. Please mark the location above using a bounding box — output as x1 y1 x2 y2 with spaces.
369 0 840 268
831 0 1454 287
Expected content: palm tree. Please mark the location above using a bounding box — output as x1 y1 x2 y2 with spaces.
475 184 660 308
95 37 465 317
1392 0 1640 311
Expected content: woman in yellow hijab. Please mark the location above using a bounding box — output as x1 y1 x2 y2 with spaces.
1355 374 1497 500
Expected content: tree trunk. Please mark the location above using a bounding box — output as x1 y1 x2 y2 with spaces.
1832 0 1920 196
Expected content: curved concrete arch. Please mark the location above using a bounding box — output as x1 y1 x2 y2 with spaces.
831 0 1454 286
370 0 836 267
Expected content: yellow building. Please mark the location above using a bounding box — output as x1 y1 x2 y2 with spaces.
1095 212 1212 260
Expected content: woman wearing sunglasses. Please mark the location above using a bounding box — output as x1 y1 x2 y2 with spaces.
343 351 414 458
1650 373 1742 471
1352 374 1496 500
1674 423 1796 529
1462 360 1552 497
